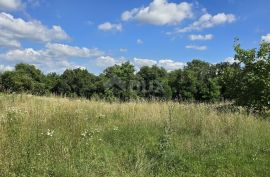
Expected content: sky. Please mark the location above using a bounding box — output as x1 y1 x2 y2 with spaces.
0 0 270 74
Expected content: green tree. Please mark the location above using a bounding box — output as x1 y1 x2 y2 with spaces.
214 62 241 100
59 68 97 98
137 65 172 100
233 41 270 112
103 62 138 101
0 63 46 94
170 60 220 102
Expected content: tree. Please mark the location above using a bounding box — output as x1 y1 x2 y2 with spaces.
103 62 138 101
169 60 220 102
137 65 172 100
58 68 97 98
233 41 270 112
0 63 46 94
214 62 241 100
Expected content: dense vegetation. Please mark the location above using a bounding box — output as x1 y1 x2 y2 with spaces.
1 41 270 112
0 94 269 176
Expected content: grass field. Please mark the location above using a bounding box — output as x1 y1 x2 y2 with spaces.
0 94 269 176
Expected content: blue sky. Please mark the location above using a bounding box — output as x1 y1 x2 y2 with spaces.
0 0 270 74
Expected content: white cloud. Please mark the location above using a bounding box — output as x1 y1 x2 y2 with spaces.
158 59 185 70
46 43 104 58
96 56 117 67
0 44 104 62
0 35 21 48
261 34 270 43
96 56 126 68
133 58 157 67
1 48 42 62
98 22 122 32
121 0 193 25
189 34 213 41
185 45 207 51
0 44 105 73
224 57 239 64
133 58 185 71
0 12 70 48
137 39 144 44
0 0 22 11
0 49 85 73
0 64 14 73
175 13 236 33
35 60 85 73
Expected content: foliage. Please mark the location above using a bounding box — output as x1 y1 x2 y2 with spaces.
137 65 172 100
169 60 220 102
233 41 270 112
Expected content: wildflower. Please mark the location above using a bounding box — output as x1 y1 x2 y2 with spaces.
46 129 54 137
113 126 119 131
81 130 88 137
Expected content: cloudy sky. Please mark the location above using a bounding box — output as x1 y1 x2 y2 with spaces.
0 0 269 74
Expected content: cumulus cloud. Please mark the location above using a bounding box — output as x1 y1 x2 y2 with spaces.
121 0 193 25
189 34 213 41
98 22 122 32
0 44 104 61
96 56 117 67
0 0 22 11
0 12 70 48
185 45 207 51
1 48 43 62
0 35 21 48
0 64 14 73
261 34 270 43
46 43 104 58
133 58 157 67
174 13 236 33
0 44 104 72
158 59 185 70
96 56 126 68
133 58 185 71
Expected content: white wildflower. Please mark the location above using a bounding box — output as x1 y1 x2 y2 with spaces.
81 130 88 137
46 129 54 137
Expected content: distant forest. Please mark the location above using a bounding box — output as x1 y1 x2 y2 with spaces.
1 41 270 112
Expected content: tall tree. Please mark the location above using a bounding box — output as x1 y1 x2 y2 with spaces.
233 40 270 112
137 65 172 100
103 62 138 101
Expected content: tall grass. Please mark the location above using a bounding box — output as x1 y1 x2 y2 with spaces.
0 94 269 176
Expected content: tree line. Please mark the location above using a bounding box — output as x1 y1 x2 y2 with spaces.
1 41 270 112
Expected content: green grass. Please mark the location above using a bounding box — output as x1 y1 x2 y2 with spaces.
0 94 270 176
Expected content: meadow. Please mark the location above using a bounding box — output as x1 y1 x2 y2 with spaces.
0 94 270 177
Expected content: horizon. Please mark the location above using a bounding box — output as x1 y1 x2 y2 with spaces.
0 0 270 74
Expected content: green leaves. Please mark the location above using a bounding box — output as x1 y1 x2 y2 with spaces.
233 41 270 112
